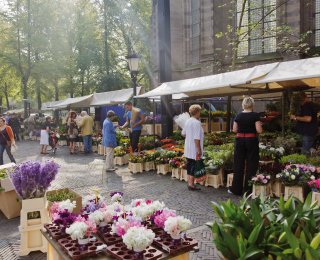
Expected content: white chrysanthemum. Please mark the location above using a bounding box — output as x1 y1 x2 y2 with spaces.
310 175 316 180
164 216 192 238
58 199 76 213
66 222 88 240
88 210 105 225
111 193 123 204
291 175 296 180
122 227 155 252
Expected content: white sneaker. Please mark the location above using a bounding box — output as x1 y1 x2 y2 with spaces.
227 189 233 195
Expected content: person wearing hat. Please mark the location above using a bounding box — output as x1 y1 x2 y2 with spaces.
102 110 117 171
290 92 318 155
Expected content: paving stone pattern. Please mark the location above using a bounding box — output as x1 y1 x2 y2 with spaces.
0 141 238 260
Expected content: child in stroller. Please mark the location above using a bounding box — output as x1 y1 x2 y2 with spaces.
49 129 60 154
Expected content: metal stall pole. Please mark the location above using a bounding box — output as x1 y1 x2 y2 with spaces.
153 99 156 146
281 90 285 137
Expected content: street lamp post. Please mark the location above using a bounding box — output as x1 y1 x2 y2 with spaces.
126 54 140 105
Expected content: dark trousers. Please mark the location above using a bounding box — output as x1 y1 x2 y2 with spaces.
230 137 259 195
13 128 20 141
0 144 16 165
129 130 141 153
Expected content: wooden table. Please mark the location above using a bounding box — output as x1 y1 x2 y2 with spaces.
42 230 192 260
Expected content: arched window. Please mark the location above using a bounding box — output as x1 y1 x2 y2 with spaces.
237 0 277 57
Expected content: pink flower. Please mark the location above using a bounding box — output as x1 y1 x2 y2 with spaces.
136 201 141 207
262 179 268 184
154 210 176 228
146 200 152 205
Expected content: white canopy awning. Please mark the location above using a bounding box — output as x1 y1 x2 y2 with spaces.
137 62 279 99
41 100 64 110
90 87 141 107
252 57 320 89
51 94 93 109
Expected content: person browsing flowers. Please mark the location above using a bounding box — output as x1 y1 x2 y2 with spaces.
0 117 16 165
102 110 117 172
182 105 204 191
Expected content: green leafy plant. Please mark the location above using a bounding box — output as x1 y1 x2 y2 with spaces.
210 194 320 260
129 153 145 163
154 150 177 165
280 154 308 165
46 190 77 202
114 146 126 157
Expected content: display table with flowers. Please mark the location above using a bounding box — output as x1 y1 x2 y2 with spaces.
42 191 198 260
276 164 317 202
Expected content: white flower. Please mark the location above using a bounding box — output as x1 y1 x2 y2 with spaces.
164 216 192 238
131 199 146 207
58 199 76 213
310 175 316 180
66 222 88 240
259 144 267 149
149 201 165 213
269 147 275 151
291 175 296 180
285 172 290 177
132 205 151 221
89 210 105 225
123 227 155 252
276 174 281 179
111 193 123 204
83 194 105 207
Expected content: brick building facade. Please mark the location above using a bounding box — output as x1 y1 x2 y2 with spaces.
151 0 320 86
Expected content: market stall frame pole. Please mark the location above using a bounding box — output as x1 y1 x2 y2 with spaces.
281 90 285 137
158 0 173 138
153 99 156 146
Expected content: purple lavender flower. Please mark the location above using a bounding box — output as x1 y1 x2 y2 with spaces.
110 191 124 198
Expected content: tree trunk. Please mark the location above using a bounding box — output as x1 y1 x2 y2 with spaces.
103 0 109 74
0 95 2 114
36 80 41 111
4 83 10 110
54 79 59 101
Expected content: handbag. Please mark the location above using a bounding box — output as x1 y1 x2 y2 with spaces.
193 159 206 180
0 129 12 147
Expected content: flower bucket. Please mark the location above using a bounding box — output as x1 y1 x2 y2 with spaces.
205 169 223 188
252 184 272 199
311 191 320 206
156 164 171 175
284 185 304 202
171 168 181 179
144 161 155 171
20 197 48 229
114 155 129 166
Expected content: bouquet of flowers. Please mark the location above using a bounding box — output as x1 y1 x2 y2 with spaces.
132 200 165 222
110 191 123 204
308 179 320 192
88 210 105 226
164 216 192 239
112 215 142 237
276 164 316 186
152 209 176 228
66 217 97 240
122 226 155 252
169 157 186 169
250 174 271 186
10 160 59 199
51 200 77 227
114 147 126 157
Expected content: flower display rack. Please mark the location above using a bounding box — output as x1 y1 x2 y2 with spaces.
284 185 304 202
44 223 69 240
19 197 49 256
205 169 224 188
107 242 162 260
180 169 188 182
311 192 320 206
272 180 284 197
226 173 233 188
129 162 144 174
157 164 171 175
58 235 108 259
252 184 272 199
96 225 122 246
144 161 156 172
152 229 198 255
171 168 181 179
114 155 129 166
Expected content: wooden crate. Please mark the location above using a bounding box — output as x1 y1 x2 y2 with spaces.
284 185 304 202
311 191 320 206
144 161 155 171
205 170 224 188
156 164 171 175
226 173 234 188
180 169 188 182
271 180 284 197
252 184 272 199
171 168 181 179
129 162 144 174
0 190 22 219
98 144 104 155
114 155 129 166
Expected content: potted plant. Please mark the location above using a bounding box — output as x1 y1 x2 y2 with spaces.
250 174 272 198
259 144 284 163
259 162 284 197
143 151 156 171
50 200 77 233
151 209 176 228
308 179 320 206
46 188 82 214
154 150 177 175
129 153 144 173
10 160 59 256
114 146 129 166
169 157 185 179
276 164 316 202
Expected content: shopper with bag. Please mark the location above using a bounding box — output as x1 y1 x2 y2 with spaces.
182 104 205 191
0 117 16 165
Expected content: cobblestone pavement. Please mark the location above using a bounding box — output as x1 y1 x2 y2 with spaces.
0 141 238 260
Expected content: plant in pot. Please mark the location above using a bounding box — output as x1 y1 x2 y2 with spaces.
250 173 272 198
114 146 126 157
151 209 176 228
122 226 155 257
50 200 78 233
276 164 316 201
164 216 192 242
111 216 142 237
280 153 308 165
308 179 320 205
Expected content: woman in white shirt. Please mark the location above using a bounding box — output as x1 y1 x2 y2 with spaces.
182 105 204 191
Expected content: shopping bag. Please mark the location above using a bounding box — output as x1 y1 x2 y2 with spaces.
193 159 206 182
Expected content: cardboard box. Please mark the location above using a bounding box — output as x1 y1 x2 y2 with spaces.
0 190 22 219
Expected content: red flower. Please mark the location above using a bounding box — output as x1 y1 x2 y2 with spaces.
146 200 152 205
136 201 141 206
